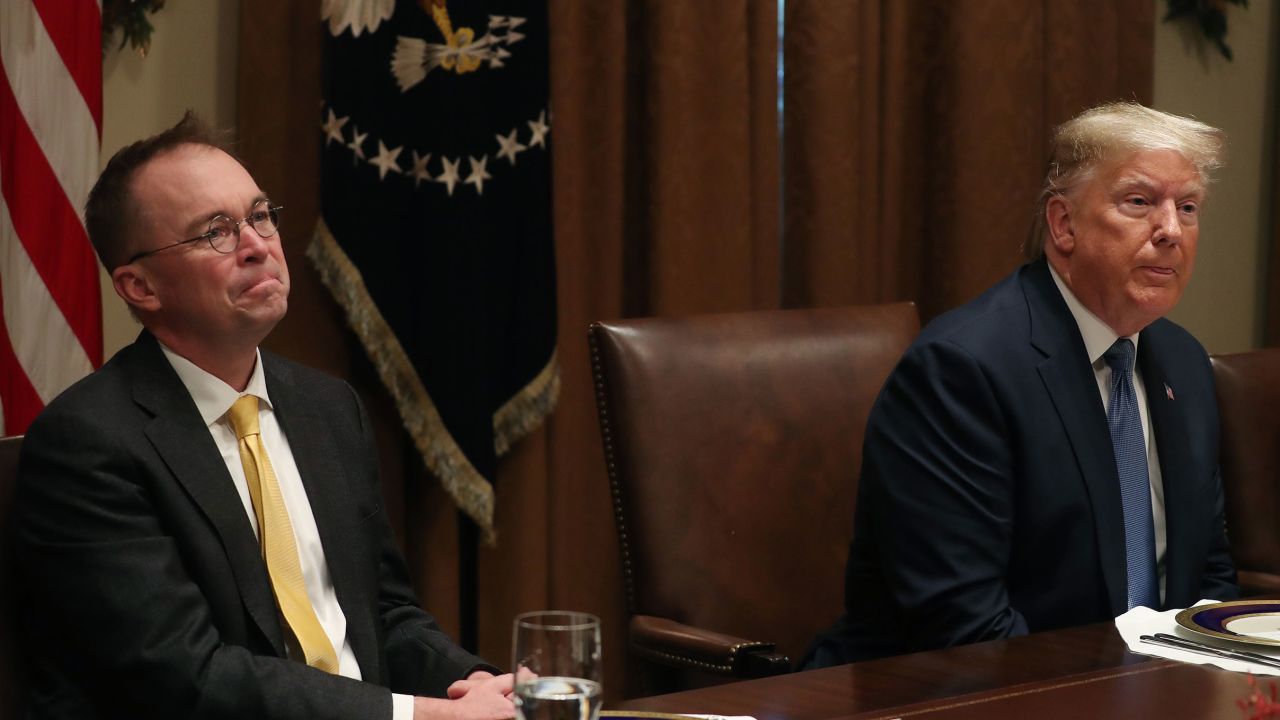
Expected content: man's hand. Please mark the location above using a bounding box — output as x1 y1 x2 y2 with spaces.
447 671 515 699
414 672 516 720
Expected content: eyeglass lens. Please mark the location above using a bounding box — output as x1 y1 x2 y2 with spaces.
206 200 281 253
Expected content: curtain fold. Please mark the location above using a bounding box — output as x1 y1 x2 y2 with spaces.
1267 61 1280 346
783 0 1153 319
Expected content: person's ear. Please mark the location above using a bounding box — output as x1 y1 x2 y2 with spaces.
1045 194 1075 256
112 264 161 314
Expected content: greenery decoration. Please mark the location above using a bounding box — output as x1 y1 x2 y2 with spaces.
1163 0 1249 61
102 0 167 57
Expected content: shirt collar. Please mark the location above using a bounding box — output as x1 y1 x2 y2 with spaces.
1047 264 1140 365
158 343 273 426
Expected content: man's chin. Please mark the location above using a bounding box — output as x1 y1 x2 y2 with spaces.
1131 290 1183 323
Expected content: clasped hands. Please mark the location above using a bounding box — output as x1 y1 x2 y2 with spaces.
414 670 518 720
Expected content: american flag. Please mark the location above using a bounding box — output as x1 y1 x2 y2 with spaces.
0 0 103 435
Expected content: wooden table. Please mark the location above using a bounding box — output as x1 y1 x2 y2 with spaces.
613 621 1271 719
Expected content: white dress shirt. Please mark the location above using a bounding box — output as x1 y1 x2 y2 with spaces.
160 345 414 720
1048 267 1167 604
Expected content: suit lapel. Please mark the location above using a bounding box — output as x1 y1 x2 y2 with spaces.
126 333 286 656
1023 262 1128 614
265 357 382 682
1138 327 1194 606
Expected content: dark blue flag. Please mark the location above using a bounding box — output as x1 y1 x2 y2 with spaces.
311 0 557 542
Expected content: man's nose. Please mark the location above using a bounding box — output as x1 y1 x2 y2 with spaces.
235 221 272 259
1153 199 1183 245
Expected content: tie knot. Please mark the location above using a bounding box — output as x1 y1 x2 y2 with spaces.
1104 338 1136 376
227 395 261 439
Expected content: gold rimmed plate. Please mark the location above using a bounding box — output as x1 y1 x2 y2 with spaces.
1175 600 1280 647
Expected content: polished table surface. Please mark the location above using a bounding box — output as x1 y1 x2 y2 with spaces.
613 621 1271 719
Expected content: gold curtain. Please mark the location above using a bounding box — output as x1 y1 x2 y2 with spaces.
782 0 1153 319
237 0 1152 702
1268 61 1280 345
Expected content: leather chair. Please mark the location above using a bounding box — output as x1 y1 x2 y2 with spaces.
1211 350 1280 597
589 304 919 695
0 435 24 716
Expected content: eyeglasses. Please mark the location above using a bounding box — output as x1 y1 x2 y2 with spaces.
127 200 284 264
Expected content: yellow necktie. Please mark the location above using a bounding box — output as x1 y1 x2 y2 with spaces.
227 395 338 673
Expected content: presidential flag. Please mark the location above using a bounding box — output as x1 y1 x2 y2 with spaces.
311 0 557 541
0 0 103 435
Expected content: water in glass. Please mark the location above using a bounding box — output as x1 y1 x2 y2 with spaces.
512 611 602 720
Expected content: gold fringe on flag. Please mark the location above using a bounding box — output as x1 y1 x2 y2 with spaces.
494 348 559 456
308 218 559 544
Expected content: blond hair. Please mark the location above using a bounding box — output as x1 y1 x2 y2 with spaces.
1025 102 1225 260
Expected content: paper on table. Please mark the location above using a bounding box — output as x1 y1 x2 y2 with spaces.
1114 600 1280 676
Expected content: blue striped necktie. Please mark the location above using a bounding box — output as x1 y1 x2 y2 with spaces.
1103 338 1158 610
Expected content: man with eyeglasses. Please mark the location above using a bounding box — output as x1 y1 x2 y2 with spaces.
13 113 515 720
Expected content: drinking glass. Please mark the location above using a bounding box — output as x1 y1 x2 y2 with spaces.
512 611 602 720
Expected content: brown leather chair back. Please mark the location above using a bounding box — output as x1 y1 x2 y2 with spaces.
1212 350 1280 595
590 304 918 694
0 435 24 716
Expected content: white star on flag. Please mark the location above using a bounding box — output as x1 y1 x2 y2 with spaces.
321 109 349 146
347 127 369 164
368 141 403 179
527 111 549 148
436 156 462 196
495 129 527 165
410 150 432 187
465 156 491 194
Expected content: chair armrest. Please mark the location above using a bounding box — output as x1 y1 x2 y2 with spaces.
1238 570 1280 598
629 615 790 678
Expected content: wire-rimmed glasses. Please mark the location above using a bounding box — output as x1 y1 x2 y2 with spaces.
127 200 283 264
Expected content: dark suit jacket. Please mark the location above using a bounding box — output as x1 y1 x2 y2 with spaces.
13 332 488 719
807 259 1238 666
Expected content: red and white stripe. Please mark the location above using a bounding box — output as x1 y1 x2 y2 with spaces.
0 0 102 435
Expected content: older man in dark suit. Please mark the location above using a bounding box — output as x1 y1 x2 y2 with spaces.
808 102 1239 666
13 114 514 720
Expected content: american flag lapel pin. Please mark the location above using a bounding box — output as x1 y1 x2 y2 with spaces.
1165 382 1175 401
